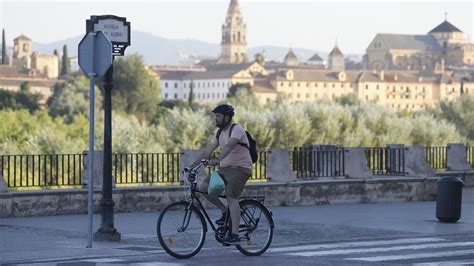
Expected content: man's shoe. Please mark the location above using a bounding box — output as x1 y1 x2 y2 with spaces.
215 211 227 226
222 233 240 245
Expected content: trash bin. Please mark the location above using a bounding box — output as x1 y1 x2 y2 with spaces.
436 176 464 223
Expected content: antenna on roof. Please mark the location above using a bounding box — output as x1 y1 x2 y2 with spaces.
445 11 448 21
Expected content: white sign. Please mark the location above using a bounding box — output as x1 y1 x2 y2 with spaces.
93 19 129 43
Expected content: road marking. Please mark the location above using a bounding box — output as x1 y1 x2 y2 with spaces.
289 242 474 257
83 258 125 263
269 237 443 253
413 260 474 266
345 249 474 262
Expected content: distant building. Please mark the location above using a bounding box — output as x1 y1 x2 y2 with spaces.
307 53 324 66
283 48 299 66
328 45 345 71
218 0 247 64
9 34 59 79
365 19 474 71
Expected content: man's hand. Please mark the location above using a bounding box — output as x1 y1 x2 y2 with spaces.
209 159 220 167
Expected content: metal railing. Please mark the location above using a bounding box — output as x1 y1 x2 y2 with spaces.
467 146 474 168
113 153 181 184
364 147 405 175
0 154 83 188
1 151 268 189
291 146 345 178
424 146 447 170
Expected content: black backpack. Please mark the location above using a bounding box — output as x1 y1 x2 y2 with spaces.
216 124 258 164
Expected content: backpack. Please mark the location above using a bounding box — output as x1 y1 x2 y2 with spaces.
216 124 258 164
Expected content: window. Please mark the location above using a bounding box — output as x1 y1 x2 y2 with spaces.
422 87 426 93
315 93 318 98
280 82 284 87
174 93 177 99
376 85 379 90
297 93 300 98
365 95 369 100
165 83 168 88
341 83 344 88
184 93 187 98
323 83 327 88
306 83 309 88
165 93 168 99
332 83 335 88
315 83 318 88
306 93 310 98
297 83 300 87
174 83 178 88
365 85 369 90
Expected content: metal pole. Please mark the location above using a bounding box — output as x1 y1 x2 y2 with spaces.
94 63 120 241
87 73 95 248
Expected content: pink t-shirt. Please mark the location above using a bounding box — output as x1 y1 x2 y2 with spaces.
211 124 253 170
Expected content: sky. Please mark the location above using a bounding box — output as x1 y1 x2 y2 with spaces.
0 0 473 54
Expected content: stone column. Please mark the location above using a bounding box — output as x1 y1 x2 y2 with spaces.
447 144 471 171
266 148 296 182
0 171 7 193
344 148 372 179
82 150 112 189
404 146 435 177
180 150 207 181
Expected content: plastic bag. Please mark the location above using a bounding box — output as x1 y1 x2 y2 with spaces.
208 170 225 196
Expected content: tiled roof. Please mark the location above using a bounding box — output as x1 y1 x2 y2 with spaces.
272 69 360 82
374 34 443 52
14 34 31 41
429 20 462 33
329 46 343 57
308 54 323 61
358 71 438 83
284 49 298 61
253 79 276 93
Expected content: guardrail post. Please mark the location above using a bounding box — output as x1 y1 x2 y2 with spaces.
267 148 296 182
181 150 206 181
82 150 111 189
404 146 436 177
0 171 7 192
447 144 471 171
344 148 372 178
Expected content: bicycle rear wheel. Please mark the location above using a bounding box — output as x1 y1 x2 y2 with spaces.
236 199 274 256
157 201 206 259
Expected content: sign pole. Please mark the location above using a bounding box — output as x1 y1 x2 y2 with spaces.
87 71 95 248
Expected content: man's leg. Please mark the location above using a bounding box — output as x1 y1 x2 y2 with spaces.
227 196 240 235
198 179 227 212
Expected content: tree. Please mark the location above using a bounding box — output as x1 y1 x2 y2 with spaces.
60 45 70 76
188 80 195 107
254 52 265 64
110 54 161 118
2 29 7 65
53 49 60 74
20 81 30 92
435 95 474 141
47 76 103 123
227 82 252 98
0 90 40 111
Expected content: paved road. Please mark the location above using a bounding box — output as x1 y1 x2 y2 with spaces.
0 188 473 265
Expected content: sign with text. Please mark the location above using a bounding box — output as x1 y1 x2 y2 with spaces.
86 15 130 56
93 19 129 43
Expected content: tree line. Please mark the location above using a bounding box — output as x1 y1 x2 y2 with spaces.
0 54 472 155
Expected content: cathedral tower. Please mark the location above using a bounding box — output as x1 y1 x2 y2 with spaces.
219 0 247 64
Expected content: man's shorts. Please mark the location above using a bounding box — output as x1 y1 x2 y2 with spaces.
202 167 252 198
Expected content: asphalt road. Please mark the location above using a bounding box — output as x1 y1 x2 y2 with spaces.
1 188 473 265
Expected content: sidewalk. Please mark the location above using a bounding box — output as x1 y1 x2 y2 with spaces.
1 188 473 264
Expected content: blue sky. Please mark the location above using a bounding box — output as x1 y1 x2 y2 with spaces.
0 0 472 54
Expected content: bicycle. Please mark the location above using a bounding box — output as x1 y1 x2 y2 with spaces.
156 160 274 259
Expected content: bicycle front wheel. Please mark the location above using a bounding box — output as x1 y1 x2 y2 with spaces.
157 201 206 259
236 199 274 256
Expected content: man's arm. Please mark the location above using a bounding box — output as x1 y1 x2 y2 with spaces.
209 138 239 166
190 141 219 167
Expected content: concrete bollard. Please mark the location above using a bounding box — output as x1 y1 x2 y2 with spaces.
447 144 471 171
0 171 7 193
266 148 296 182
404 146 436 177
82 150 115 189
344 148 372 179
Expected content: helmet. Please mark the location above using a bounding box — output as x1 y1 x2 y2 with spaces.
212 104 235 117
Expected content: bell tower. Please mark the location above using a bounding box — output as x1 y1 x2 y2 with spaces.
219 0 247 64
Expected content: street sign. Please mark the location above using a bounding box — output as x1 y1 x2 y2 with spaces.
86 15 131 56
78 31 113 77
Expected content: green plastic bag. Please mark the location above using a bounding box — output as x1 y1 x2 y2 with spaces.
208 170 225 196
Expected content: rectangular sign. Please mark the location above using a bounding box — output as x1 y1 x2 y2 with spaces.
93 19 129 43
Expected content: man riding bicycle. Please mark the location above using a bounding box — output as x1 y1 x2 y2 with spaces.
190 104 253 245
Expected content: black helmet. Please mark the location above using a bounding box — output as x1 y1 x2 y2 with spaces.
212 104 235 117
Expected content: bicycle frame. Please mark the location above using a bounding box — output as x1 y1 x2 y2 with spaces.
180 161 263 237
